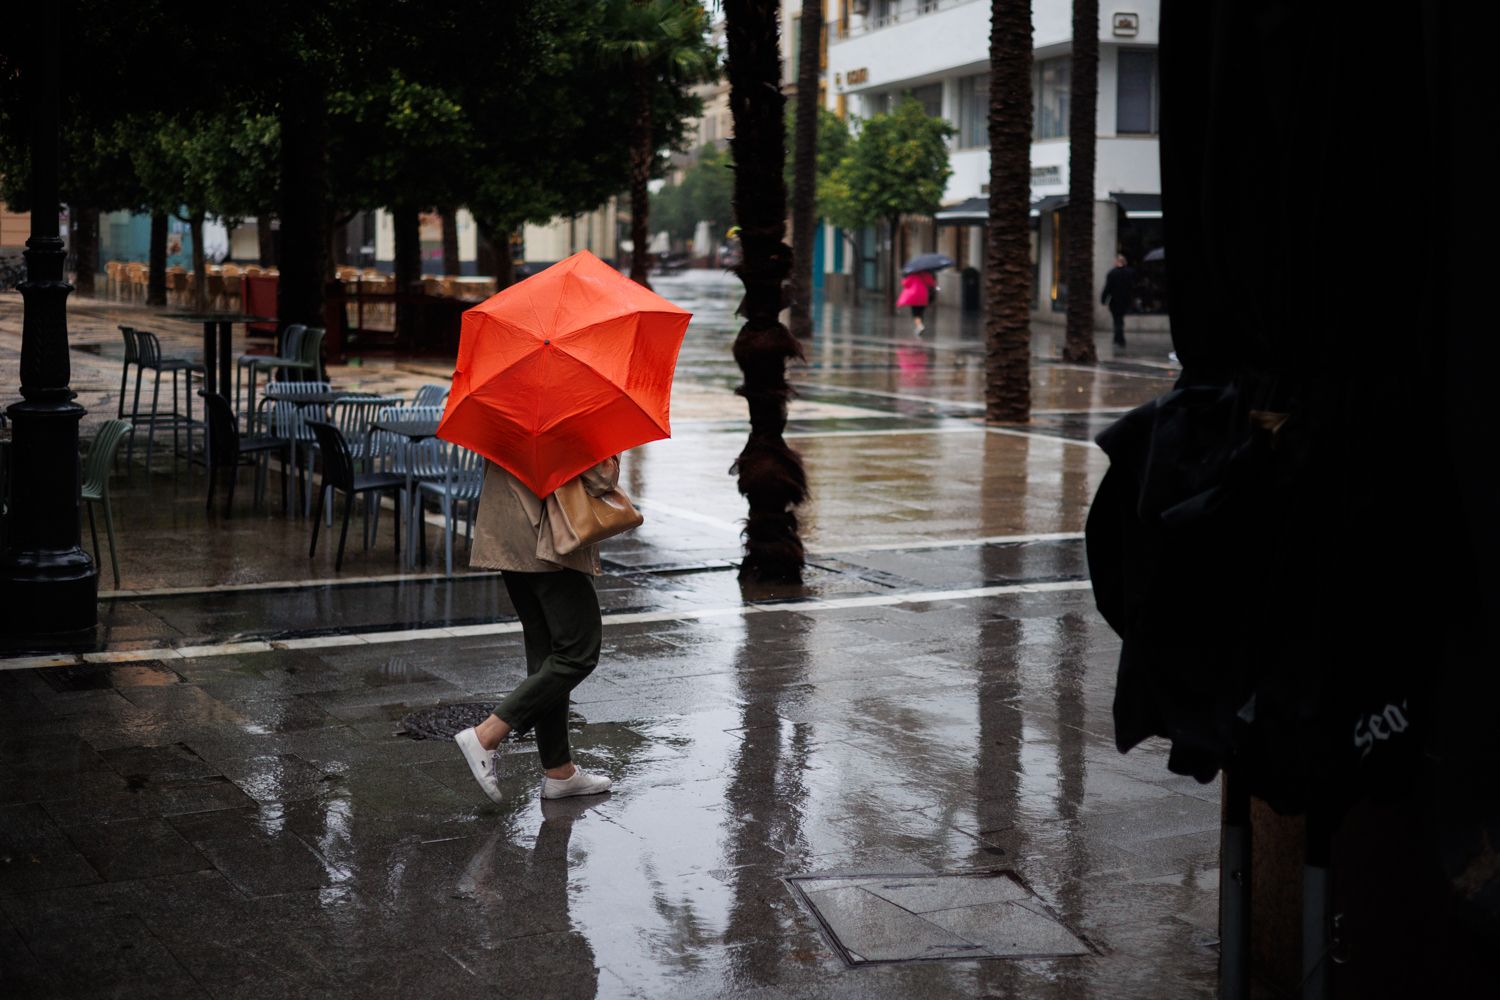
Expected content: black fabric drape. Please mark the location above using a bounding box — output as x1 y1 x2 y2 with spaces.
1089 1 1499 887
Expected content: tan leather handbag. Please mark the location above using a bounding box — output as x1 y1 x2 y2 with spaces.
545 477 643 555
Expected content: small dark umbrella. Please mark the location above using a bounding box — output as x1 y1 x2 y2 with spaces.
902 253 956 275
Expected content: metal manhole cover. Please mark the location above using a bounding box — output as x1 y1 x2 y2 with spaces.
787 871 1093 965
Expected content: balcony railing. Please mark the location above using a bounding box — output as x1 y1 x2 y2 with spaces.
833 0 981 41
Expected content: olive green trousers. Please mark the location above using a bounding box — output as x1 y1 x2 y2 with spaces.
493 569 601 769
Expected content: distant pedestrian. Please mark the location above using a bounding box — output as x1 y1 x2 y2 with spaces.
454 455 622 805
897 269 938 335
1101 254 1136 347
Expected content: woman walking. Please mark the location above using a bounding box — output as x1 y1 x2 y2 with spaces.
897 268 938 335
454 454 622 804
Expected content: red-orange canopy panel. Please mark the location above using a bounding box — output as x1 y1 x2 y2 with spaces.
437 250 691 497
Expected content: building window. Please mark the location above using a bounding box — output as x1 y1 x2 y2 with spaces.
906 82 943 119
1035 56 1070 140
1116 49 1159 134
957 73 988 149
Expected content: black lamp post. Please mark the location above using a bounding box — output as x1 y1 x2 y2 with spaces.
0 2 98 636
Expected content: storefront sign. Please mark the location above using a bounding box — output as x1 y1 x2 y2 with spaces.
1112 13 1140 37
846 67 869 85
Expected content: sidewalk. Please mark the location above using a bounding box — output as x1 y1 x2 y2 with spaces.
0 273 1217 999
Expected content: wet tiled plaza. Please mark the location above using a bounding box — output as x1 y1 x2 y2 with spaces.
0 276 1219 998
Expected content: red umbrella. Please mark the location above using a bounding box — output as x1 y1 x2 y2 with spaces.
437 250 691 497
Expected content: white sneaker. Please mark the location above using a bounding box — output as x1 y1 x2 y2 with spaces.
454 727 505 805
540 769 612 800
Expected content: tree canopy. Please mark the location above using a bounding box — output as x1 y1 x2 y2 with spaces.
822 99 954 231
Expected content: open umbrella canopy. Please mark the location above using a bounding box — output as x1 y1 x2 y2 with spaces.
437 250 691 498
902 253 956 275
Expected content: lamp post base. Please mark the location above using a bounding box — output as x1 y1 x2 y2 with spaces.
1 396 98 637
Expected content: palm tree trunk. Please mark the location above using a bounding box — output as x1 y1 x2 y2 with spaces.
725 0 807 584
788 0 823 340
628 63 654 288
985 0 1034 422
147 211 167 306
439 206 462 275
1062 0 1100 363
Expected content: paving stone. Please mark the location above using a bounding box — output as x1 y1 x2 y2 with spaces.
0 803 101 895
800 885 982 963
60 816 211 881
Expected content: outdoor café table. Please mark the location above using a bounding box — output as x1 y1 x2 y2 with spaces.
368 416 441 566
165 311 277 402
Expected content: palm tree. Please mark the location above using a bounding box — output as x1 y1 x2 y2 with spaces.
724 0 808 583
787 0 824 341
1062 0 1099 363
601 0 717 289
985 0 1034 422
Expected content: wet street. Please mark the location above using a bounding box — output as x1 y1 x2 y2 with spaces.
0 274 1220 998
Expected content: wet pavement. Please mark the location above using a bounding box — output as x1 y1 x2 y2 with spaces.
0 275 1221 998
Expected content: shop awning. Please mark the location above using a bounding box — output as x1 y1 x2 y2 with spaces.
1110 192 1162 219
934 197 989 224
933 194 1071 225
1030 194 1068 218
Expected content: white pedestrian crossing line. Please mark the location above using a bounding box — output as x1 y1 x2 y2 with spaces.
0 578 1094 671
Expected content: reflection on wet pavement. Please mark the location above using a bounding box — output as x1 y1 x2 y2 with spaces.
0 273 1215 998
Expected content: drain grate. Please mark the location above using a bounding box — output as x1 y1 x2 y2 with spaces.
399 702 499 740
787 871 1092 966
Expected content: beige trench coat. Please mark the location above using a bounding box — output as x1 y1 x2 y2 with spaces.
468 457 621 575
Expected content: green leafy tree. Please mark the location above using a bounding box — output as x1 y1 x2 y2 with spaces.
782 107 851 221
330 70 472 337
823 99 954 311
652 145 735 245
599 0 719 288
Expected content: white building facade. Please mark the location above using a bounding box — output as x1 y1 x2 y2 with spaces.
825 0 1166 329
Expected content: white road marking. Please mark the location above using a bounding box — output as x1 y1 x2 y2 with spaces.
2 579 1094 670
808 532 1084 555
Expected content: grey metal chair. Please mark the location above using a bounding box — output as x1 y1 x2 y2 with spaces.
417 444 485 575
237 324 326 427
202 392 292 516
81 419 132 588
116 326 138 419
126 329 203 474
256 381 331 515
412 383 449 408
305 420 406 571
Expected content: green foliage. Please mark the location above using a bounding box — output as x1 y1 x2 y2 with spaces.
822 99 954 230
330 70 471 213
1 0 717 253
783 105 852 218
652 145 735 241
599 0 720 99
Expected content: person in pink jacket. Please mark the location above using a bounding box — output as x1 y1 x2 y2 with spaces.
897 269 938 334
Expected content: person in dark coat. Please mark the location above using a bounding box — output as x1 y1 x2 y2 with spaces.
1100 255 1136 347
